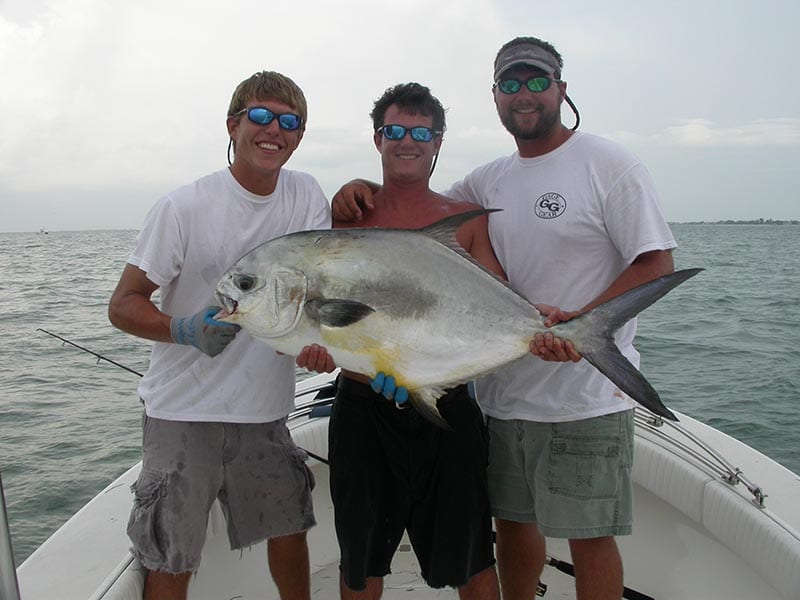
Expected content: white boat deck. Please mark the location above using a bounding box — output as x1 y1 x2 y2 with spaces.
14 373 800 599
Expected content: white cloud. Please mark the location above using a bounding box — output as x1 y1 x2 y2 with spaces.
606 118 800 148
0 0 506 197
661 119 800 147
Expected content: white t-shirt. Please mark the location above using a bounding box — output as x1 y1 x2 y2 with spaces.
446 131 676 422
130 168 331 422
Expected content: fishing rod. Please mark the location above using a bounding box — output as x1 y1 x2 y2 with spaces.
36 329 333 462
489 531 655 600
544 556 653 600
36 328 144 377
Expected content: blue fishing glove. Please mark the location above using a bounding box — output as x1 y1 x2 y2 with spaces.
370 372 409 405
170 306 241 357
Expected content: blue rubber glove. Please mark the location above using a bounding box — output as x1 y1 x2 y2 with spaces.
170 306 241 357
370 372 409 405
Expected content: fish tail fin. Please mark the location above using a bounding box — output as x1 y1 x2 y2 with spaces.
588 268 703 332
570 268 703 421
582 343 678 420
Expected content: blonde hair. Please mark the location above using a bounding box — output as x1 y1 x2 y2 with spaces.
227 71 308 129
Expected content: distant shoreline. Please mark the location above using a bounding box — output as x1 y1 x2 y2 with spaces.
3 220 800 234
672 219 799 225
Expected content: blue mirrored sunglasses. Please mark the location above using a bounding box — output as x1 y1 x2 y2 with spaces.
378 124 441 143
231 106 303 131
494 76 562 94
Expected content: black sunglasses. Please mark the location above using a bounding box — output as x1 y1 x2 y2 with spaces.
494 76 562 94
231 106 303 131
377 124 442 143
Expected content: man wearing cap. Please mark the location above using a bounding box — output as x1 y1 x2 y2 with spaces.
331 36 676 600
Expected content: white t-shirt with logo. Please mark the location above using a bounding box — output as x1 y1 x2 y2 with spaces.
130 168 331 423
445 131 676 422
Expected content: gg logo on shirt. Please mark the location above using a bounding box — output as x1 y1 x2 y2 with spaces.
534 192 567 219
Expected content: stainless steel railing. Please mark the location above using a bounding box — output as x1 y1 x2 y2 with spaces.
0 473 21 600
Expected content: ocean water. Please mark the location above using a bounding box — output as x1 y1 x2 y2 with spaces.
1 224 798 565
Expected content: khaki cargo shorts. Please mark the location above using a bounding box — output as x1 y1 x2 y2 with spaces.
127 414 316 573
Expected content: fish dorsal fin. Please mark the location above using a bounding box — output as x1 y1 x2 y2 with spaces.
419 208 501 249
418 208 523 296
305 298 375 328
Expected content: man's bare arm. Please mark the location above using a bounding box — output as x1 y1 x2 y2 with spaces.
108 264 172 342
331 179 379 222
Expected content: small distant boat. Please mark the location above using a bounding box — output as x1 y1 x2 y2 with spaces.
7 371 800 599
38 228 48 235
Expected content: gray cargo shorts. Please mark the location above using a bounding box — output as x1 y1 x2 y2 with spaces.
127 413 316 574
487 410 634 539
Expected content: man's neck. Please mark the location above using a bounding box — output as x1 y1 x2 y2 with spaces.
515 124 574 158
229 164 280 196
341 177 445 229
378 178 435 207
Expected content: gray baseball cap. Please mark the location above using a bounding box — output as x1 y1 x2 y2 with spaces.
494 42 561 80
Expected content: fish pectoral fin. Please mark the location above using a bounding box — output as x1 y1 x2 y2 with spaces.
304 298 375 328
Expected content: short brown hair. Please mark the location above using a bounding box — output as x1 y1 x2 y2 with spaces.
370 82 446 134
227 71 308 130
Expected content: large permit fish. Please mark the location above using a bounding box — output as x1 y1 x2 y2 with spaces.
215 210 700 425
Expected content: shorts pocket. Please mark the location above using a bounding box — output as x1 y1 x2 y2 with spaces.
127 467 169 565
285 442 315 492
547 419 622 500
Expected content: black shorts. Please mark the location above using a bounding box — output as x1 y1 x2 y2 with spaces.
328 376 495 590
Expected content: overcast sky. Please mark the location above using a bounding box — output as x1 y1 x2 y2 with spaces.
1 0 798 232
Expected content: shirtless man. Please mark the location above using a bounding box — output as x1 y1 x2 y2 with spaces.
301 82 501 600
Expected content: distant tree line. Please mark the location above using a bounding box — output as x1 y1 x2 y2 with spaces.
674 219 799 225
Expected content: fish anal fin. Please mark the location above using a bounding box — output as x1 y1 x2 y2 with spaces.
409 386 453 430
305 299 375 328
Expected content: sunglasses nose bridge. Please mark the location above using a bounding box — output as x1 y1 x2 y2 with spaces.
398 131 418 144
257 118 283 134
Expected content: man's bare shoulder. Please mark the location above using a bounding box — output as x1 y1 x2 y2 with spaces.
430 192 481 215
333 190 482 230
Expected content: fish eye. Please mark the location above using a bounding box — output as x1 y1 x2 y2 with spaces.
234 274 258 291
